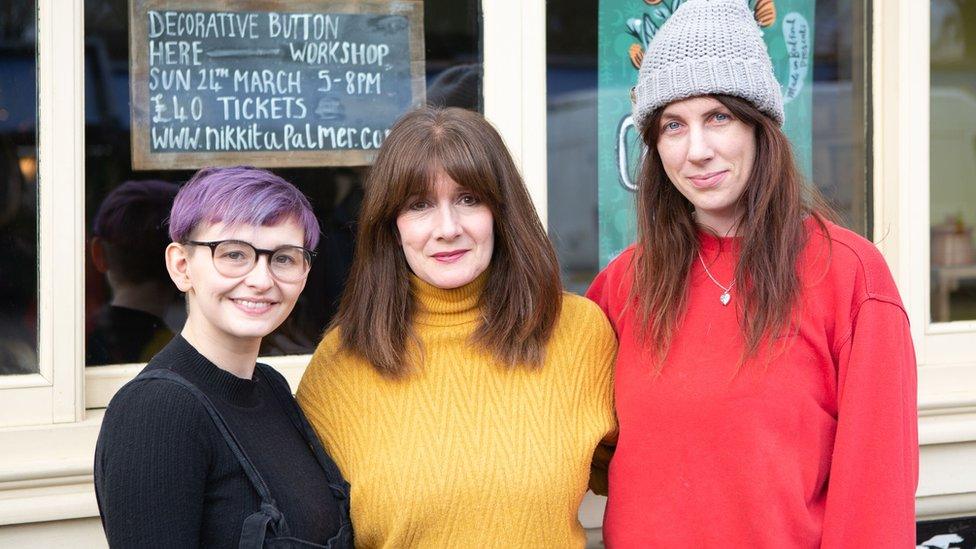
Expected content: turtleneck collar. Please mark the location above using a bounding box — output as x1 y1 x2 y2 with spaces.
150 335 261 408
411 270 488 327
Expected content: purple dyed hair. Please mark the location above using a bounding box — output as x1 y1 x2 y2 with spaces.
168 166 320 249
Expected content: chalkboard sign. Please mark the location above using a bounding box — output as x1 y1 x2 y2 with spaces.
129 0 425 170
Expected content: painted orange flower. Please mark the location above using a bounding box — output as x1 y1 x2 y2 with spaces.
629 44 644 69
754 0 776 27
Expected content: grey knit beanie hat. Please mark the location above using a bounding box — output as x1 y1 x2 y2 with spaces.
632 0 785 132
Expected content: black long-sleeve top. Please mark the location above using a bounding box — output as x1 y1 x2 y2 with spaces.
94 336 344 548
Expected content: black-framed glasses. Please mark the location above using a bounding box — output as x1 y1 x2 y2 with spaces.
185 240 316 283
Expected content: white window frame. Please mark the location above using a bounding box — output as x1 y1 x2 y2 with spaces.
0 0 97 528
874 0 976 519
0 0 85 428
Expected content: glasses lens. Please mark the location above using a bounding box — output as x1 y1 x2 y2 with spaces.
212 241 256 277
270 247 310 281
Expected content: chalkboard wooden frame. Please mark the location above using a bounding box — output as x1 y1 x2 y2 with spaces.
129 0 425 170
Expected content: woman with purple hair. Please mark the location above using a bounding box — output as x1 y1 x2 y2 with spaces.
94 167 352 548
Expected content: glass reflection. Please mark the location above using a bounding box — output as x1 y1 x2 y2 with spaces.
930 0 976 322
547 0 598 295
811 0 869 233
0 2 39 375
87 181 179 365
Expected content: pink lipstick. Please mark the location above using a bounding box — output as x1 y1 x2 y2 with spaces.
432 250 468 263
688 170 728 189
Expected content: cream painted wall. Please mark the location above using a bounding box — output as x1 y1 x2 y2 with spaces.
4 0 976 544
0 518 106 548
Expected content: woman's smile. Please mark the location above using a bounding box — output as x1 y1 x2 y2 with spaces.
431 249 469 263
229 297 279 315
687 170 729 189
177 219 307 346
656 96 756 235
396 170 494 289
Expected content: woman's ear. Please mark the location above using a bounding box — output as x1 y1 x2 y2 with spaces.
165 242 193 293
90 237 109 274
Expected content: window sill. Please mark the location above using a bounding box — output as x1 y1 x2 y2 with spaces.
2 356 310 526
4 386 976 526
0 410 102 526
84 356 310 408
919 362 976 414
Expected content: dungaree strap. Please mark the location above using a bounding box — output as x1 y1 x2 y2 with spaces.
256 364 354 548
257 364 350 495
239 503 287 549
133 368 292 547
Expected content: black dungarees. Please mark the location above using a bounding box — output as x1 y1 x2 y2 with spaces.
136 366 353 549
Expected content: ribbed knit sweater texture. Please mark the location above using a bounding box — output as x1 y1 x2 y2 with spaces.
95 336 344 548
297 273 617 548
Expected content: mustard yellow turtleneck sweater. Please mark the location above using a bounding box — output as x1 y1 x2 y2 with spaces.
297 274 617 548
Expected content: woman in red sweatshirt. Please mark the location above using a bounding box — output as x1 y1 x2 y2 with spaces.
586 0 918 547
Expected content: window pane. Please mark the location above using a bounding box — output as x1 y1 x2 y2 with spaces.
930 0 976 323
84 0 481 366
548 0 870 294
811 0 870 233
0 3 39 375
547 0 597 295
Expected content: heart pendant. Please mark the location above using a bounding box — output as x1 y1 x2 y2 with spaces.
720 292 731 306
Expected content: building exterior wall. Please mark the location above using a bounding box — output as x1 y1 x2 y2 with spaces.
1 0 975 545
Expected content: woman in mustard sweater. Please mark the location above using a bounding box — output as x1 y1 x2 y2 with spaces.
297 107 617 548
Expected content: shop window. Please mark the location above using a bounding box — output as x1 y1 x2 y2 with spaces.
546 0 598 295
83 0 482 368
0 3 39 376
930 0 976 323
547 0 871 292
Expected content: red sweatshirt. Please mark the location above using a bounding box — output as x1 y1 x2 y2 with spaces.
586 219 918 548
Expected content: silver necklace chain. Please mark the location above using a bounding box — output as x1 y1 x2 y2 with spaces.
698 251 735 306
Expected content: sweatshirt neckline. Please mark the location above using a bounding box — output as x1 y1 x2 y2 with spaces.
155 335 261 408
697 228 742 255
411 271 487 327
695 215 822 253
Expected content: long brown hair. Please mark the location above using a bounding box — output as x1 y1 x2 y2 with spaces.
632 94 835 366
333 107 563 377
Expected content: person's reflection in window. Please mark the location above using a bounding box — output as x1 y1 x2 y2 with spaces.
87 180 179 366
426 64 481 111
0 137 37 375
